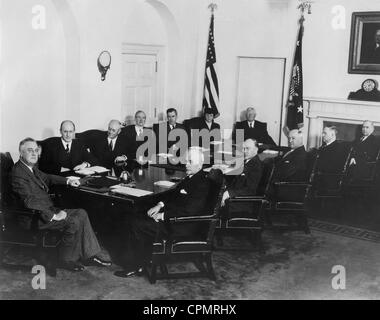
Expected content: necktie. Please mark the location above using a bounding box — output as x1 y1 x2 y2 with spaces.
65 143 70 153
109 139 113 151
138 128 142 136
249 122 253 128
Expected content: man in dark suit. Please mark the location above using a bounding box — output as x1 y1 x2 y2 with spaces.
317 126 349 174
221 139 263 206
39 120 96 175
114 148 212 277
153 108 187 154
91 120 128 170
11 138 111 271
271 129 307 182
349 120 380 179
121 110 154 161
232 107 276 146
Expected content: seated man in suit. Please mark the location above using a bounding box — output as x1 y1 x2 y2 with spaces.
122 110 153 161
39 120 96 175
349 120 380 179
11 138 111 271
114 147 212 277
271 129 307 182
317 126 348 174
232 107 276 147
221 139 263 206
91 120 128 171
153 108 187 154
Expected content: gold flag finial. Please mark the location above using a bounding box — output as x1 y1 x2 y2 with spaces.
208 3 217 14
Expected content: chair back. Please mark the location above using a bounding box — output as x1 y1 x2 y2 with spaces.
75 129 106 151
204 168 224 217
0 152 15 208
258 160 275 196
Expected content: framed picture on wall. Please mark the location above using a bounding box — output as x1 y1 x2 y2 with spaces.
348 11 380 75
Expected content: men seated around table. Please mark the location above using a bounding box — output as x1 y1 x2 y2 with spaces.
11 138 111 271
91 120 128 170
232 107 276 147
349 120 380 180
122 110 152 161
271 129 307 183
153 108 187 154
114 147 212 277
221 139 263 206
39 120 96 175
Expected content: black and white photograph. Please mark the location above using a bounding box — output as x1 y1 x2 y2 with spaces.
1 0 380 305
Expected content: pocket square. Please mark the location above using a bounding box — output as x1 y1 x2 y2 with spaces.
285 161 290 163
180 189 187 194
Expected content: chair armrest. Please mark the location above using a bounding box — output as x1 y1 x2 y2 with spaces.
228 196 268 204
274 181 311 186
169 214 217 223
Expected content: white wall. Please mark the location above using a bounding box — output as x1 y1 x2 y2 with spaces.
2 0 380 160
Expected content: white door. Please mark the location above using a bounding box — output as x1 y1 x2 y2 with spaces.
122 51 160 127
236 57 286 145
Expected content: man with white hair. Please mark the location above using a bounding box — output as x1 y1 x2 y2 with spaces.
349 120 380 179
232 107 276 146
114 148 212 278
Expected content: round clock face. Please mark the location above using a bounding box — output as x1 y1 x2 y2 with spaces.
362 79 378 92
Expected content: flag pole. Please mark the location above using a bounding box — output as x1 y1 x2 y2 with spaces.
282 0 312 141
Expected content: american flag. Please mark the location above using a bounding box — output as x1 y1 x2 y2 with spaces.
286 23 304 130
202 13 220 117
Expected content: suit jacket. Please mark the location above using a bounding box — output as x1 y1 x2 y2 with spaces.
11 160 67 229
351 134 380 163
233 120 276 146
227 155 263 197
317 140 349 174
159 169 211 220
90 132 128 169
153 122 187 152
39 137 96 175
185 117 221 148
121 125 154 160
272 146 307 182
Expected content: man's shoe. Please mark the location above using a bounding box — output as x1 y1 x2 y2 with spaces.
60 261 85 272
114 267 143 278
86 256 112 267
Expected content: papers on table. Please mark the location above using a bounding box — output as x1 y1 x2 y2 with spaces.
110 185 153 197
154 180 176 188
75 166 110 175
157 153 174 158
210 141 223 145
217 150 233 155
66 176 81 180
262 149 279 155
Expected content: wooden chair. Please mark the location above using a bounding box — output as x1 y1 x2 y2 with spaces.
266 151 318 234
146 169 224 284
215 160 273 251
0 152 61 276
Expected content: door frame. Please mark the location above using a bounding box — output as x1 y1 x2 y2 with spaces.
121 43 166 123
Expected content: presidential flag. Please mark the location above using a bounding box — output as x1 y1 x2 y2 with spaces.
286 23 304 130
202 13 220 117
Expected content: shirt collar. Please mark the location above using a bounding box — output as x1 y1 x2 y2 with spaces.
61 138 72 150
107 136 118 143
135 125 143 134
20 159 34 173
325 139 335 147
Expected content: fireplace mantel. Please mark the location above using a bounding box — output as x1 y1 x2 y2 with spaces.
303 97 380 149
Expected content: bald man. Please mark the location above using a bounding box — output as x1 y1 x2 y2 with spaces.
349 120 380 179
114 148 213 277
272 129 307 182
91 120 128 171
221 139 263 206
39 120 96 175
232 107 276 146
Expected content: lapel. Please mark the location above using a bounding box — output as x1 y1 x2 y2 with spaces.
19 161 48 192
